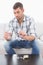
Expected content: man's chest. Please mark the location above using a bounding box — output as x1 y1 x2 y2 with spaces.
13 21 30 33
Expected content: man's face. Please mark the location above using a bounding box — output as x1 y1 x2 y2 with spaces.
13 7 24 20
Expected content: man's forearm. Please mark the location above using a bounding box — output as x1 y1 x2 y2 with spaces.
22 35 35 41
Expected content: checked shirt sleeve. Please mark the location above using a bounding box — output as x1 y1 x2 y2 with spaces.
6 20 14 36
27 18 37 37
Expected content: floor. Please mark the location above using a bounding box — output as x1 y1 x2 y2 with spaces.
0 54 43 65
0 40 43 65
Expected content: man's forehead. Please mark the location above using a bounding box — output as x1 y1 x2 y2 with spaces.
14 7 23 11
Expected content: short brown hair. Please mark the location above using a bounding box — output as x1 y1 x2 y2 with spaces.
13 2 23 9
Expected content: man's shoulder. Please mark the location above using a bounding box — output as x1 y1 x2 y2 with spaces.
25 15 35 24
25 15 30 19
9 17 17 23
25 15 32 21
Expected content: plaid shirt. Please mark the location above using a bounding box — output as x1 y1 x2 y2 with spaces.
7 15 36 40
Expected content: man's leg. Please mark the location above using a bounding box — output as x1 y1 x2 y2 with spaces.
19 40 39 54
4 40 21 54
31 40 40 54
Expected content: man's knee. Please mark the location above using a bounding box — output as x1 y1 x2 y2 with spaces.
31 40 40 54
31 39 39 46
4 41 11 50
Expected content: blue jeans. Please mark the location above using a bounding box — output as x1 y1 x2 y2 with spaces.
4 40 39 54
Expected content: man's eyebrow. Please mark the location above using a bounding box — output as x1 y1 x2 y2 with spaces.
14 11 20 13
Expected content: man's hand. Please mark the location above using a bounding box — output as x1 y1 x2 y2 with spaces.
18 30 28 39
18 30 35 41
4 32 12 41
19 30 27 36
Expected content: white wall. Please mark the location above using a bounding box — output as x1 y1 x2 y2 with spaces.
0 0 43 24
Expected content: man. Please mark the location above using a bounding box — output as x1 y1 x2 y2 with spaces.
4 2 39 55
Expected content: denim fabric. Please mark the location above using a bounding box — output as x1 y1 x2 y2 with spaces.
4 40 39 54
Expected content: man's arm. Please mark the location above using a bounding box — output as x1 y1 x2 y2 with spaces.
4 32 12 41
19 30 35 41
21 35 35 41
19 18 36 41
4 21 14 41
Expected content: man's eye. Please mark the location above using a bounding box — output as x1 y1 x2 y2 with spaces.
14 11 20 14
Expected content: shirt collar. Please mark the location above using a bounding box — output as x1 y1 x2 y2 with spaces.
23 15 26 22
